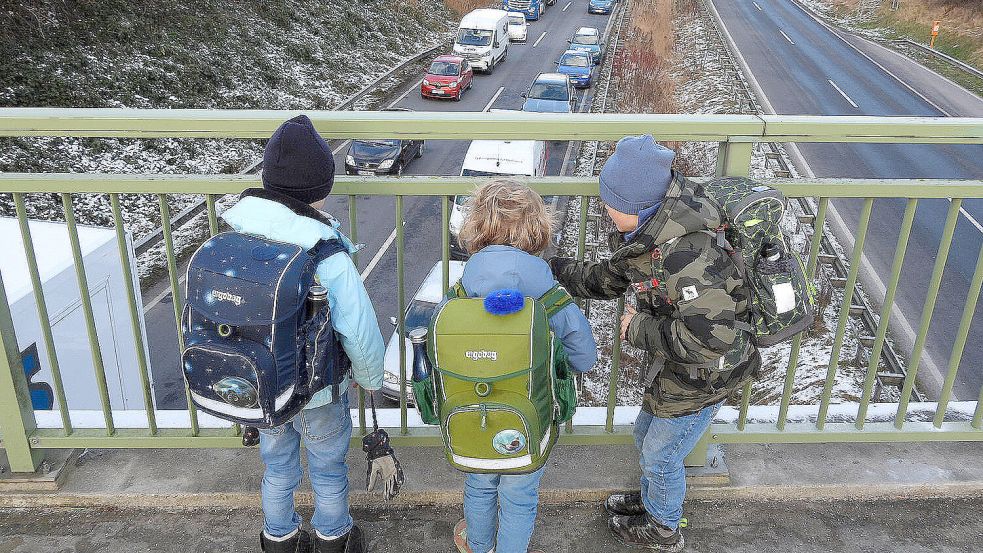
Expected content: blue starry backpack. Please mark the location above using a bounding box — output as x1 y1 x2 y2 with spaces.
181 232 349 428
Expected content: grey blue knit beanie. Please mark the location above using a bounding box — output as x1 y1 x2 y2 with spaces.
598 135 675 215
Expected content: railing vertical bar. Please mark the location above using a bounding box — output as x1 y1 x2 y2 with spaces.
441 195 451 294
737 382 752 431
577 196 591 316
896 199 962 428
933 240 983 428
605 297 625 433
61 193 116 435
396 195 408 434
817 197 873 430
109 194 158 435
13 193 73 434
206 194 220 237
158 194 199 435
348 195 366 435
778 197 828 430
857 199 916 429
974 384 983 429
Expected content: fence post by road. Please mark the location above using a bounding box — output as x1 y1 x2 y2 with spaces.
0 270 43 474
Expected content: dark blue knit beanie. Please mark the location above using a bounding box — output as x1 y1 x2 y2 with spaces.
262 114 335 204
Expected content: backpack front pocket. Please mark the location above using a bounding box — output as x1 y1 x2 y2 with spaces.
444 402 536 473
183 339 277 423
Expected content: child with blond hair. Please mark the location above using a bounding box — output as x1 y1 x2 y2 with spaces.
452 179 597 553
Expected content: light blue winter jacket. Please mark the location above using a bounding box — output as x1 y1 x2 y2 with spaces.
461 245 598 374
221 192 385 409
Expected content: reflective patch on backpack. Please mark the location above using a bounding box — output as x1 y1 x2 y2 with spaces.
493 429 527 455
773 282 796 314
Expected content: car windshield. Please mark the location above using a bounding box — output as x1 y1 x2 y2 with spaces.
573 34 599 45
404 300 437 330
509 15 524 25
453 194 470 205
428 61 460 76
560 53 590 68
353 139 398 149
528 81 570 101
457 28 493 46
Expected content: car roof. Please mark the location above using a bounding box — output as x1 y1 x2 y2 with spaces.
414 261 466 304
432 54 464 63
534 72 570 83
507 11 525 17
561 49 591 58
575 27 600 35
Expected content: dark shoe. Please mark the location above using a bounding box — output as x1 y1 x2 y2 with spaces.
260 529 313 553
314 525 365 553
605 491 646 516
608 513 684 552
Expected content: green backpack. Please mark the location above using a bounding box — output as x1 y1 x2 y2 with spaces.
700 177 815 347
412 283 577 474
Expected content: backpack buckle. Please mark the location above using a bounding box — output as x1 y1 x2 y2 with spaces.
631 278 660 293
651 247 662 260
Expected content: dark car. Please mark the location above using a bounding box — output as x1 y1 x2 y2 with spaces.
421 55 474 102
344 109 424 176
521 73 577 113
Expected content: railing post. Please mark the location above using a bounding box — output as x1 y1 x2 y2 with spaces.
716 141 753 178
0 270 43 473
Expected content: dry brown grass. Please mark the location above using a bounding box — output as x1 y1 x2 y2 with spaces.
444 0 495 16
824 0 983 66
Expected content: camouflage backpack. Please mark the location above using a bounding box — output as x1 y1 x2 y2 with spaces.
413 283 577 474
699 177 815 347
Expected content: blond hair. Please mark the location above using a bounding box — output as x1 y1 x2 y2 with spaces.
459 179 554 255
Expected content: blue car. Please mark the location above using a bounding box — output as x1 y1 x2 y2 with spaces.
556 50 594 88
569 26 604 65
588 0 614 14
522 73 577 113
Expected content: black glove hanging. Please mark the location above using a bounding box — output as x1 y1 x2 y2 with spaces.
362 395 404 500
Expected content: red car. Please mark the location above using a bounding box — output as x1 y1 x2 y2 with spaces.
421 55 474 101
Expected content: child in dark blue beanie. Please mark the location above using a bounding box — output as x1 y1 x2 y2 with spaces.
221 115 385 553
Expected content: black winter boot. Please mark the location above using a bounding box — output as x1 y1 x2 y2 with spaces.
314 525 366 553
605 491 646 516
260 529 313 553
608 513 684 552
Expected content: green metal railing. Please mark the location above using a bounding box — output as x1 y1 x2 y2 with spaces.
1 109 982 474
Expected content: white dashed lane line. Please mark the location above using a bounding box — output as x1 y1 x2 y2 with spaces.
753 1 762 10
563 1 572 11
483 87 506 112
533 31 548 48
779 30 795 45
828 79 859 109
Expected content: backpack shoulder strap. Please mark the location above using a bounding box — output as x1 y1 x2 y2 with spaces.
445 281 468 301
310 238 348 264
538 284 575 318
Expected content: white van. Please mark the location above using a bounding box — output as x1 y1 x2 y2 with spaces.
453 9 510 73
1 217 154 413
450 139 549 257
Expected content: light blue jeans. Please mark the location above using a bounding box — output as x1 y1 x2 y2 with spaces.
464 466 547 553
259 397 354 539
633 402 721 530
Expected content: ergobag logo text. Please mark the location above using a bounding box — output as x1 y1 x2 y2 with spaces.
465 350 498 361
181 231 350 428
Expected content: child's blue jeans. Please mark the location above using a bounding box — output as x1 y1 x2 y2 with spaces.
464 466 546 553
259 397 354 539
633 402 721 530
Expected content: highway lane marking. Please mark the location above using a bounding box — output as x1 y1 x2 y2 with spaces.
360 228 398 281
828 79 859 108
779 30 795 45
706 0 949 398
753 1 762 10
533 31 548 48
952 200 983 234
145 277 185 311
483 87 506 112
563 1 572 11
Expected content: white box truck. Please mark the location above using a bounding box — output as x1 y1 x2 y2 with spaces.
450 139 550 258
1 217 154 413
453 9 510 73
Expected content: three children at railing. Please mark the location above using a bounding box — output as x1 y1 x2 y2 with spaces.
218 116 761 553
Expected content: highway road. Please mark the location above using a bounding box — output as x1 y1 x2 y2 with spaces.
144 1 617 409
711 0 983 402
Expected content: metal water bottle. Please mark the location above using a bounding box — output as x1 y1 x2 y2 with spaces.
760 243 782 262
307 285 328 319
409 327 431 382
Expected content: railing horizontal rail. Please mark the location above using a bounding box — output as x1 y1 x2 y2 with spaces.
1 109 981 143
2 174 983 199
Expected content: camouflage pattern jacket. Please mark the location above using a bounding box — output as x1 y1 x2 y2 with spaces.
552 172 761 417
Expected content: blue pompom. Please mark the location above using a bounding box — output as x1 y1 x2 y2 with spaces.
484 289 525 316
